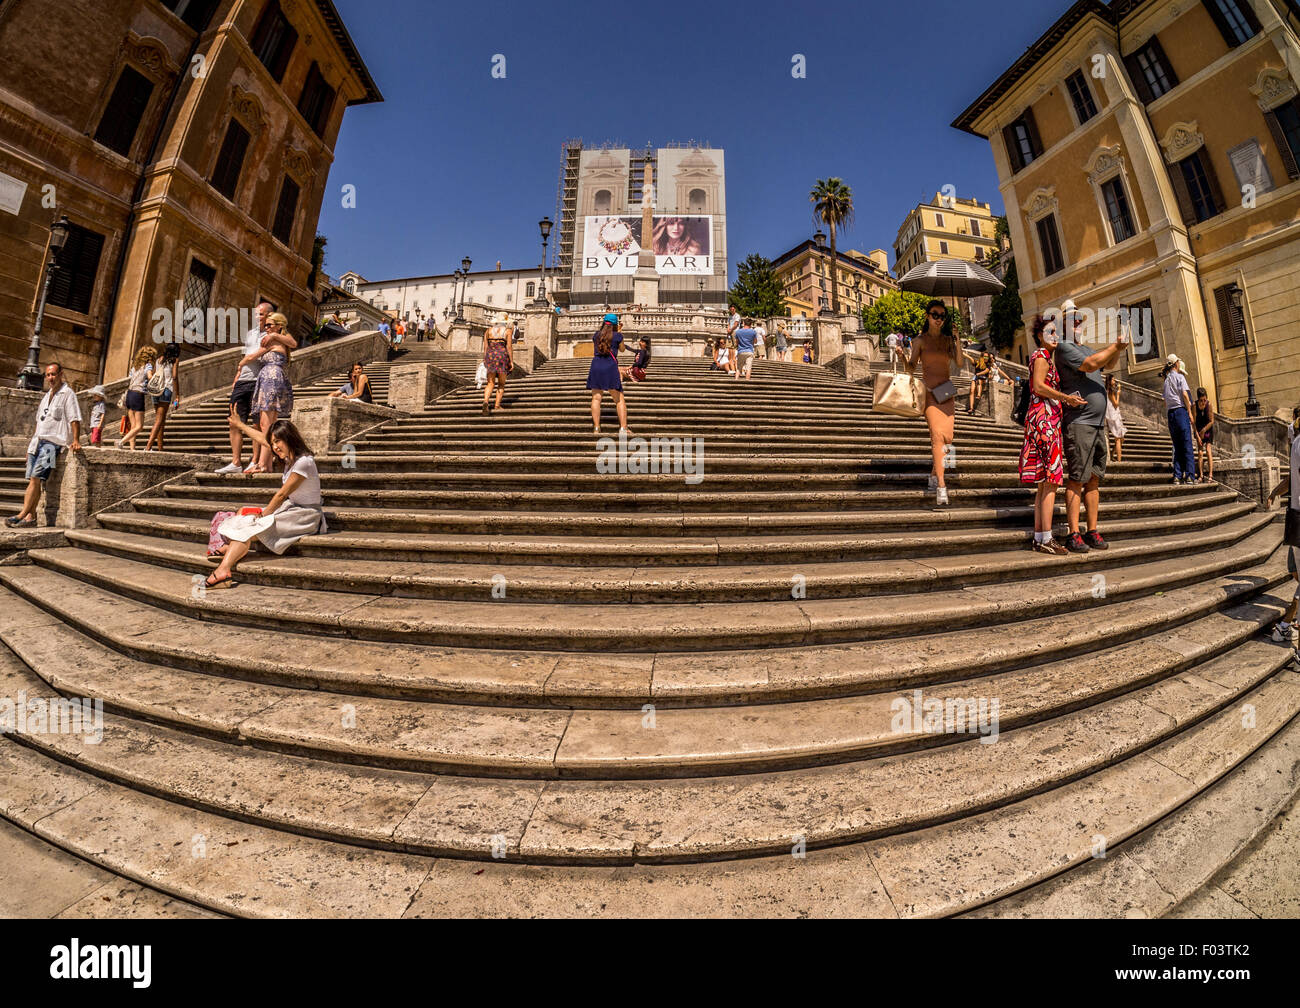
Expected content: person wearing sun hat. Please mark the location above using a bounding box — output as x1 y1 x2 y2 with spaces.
587 312 630 435
480 311 515 415
1161 353 1197 484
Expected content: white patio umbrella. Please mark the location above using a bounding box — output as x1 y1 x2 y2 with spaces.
898 259 1005 299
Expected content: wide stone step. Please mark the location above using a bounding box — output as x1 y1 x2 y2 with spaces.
0 642 1293 907
158 477 1225 515
1 546 1285 706
0 584 1286 781
21 515 1280 651
65 497 1256 602
967 691 1300 918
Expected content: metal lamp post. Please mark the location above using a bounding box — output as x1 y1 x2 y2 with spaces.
535 217 552 306
1227 283 1260 418
460 256 472 319
18 215 71 390
698 278 705 309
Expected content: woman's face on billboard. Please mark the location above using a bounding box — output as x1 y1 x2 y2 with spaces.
667 218 685 238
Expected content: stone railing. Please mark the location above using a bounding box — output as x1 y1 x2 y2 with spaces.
0 328 389 455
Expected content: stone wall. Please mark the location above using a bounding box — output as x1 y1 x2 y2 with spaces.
292 397 400 455
34 447 214 530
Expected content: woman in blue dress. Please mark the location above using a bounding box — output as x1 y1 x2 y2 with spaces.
587 313 631 435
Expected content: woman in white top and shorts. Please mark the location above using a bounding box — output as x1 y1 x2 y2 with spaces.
205 414 327 589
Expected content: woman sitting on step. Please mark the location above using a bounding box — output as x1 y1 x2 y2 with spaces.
329 362 373 404
204 414 327 590
621 336 651 384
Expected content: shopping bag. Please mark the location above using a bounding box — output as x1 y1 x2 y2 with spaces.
871 371 925 418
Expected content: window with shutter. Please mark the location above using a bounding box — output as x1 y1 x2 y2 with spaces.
210 120 250 201
1066 70 1099 124
1125 38 1178 102
1102 178 1137 242
1036 214 1065 276
1213 285 1247 348
94 66 154 158
250 1 298 83
161 0 218 31
1004 111 1042 172
1179 152 1224 222
1122 299 1161 363
1265 99 1300 180
1201 0 1260 47
47 223 106 316
271 175 299 246
297 63 336 137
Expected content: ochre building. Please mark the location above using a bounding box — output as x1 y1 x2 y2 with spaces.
0 0 380 389
954 0 1300 416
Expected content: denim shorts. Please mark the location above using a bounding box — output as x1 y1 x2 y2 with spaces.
25 440 61 482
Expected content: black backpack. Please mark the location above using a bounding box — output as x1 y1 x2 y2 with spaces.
1012 377 1032 427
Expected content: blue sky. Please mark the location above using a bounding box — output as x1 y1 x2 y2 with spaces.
320 0 1063 284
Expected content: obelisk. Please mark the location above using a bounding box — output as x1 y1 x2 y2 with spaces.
632 159 660 308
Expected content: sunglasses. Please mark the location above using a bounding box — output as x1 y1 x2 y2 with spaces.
929 311 947 320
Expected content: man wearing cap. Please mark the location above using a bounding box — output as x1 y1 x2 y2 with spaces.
6 362 82 528
1162 354 1197 485
1054 299 1128 553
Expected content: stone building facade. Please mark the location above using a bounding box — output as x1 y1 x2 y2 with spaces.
771 241 897 320
893 193 1000 276
954 0 1300 417
338 266 550 333
0 0 379 390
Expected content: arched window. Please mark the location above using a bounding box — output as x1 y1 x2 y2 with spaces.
526 282 535 297
344 278 355 293
688 188 707 212
594 189 612 213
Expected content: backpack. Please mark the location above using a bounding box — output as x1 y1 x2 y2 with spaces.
145 364 166 395
1012 376 1032 427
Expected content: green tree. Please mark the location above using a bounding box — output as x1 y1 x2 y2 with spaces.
810 178 854 314
730 254 788 318
986 258 1023 355
862 291 968 345
307 234 327 301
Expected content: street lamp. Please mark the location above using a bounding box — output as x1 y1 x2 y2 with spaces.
18 214 71 390
604 278 610 310
535 217 552 306
457 257 471 321
698 278 705 309
1227 283 1260 418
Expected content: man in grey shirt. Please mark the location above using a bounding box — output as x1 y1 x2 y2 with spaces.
1055 300 1128 553
215 300 271 474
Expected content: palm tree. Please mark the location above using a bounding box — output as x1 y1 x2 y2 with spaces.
810 178 854 315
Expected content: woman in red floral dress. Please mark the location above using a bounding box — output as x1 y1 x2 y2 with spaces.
1020 315 1087 556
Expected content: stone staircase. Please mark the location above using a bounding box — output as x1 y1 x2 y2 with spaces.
0 356 1295 918
137 346 485 455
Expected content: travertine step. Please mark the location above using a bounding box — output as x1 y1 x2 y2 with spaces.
0 583 1286 780
19 516 1282 651
0 548 1285 706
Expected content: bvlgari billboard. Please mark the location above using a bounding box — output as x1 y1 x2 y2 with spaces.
582 215 713 275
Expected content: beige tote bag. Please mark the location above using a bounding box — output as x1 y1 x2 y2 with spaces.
872 371 926 418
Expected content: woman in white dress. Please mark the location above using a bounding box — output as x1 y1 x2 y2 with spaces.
204 414 327 589
1105 374 1127 463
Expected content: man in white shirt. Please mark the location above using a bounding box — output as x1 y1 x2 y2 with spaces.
215 301 271 474
6 362 82 528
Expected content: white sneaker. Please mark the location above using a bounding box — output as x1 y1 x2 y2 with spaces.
935 487 949 508
1272 621 1294 643
213 462 242 475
